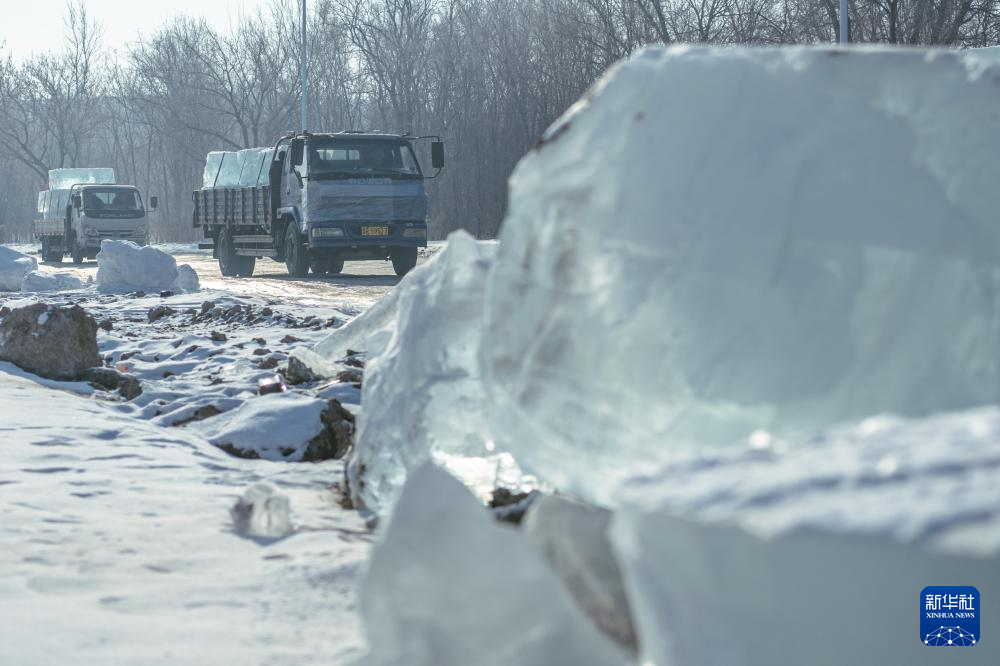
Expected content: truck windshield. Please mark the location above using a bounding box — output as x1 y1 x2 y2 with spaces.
308 140 421 178
83 189 143 210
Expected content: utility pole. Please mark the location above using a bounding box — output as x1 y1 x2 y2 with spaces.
300 0 308 132
840 0 848 45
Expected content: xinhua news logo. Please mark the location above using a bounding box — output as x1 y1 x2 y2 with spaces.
921 586 980 647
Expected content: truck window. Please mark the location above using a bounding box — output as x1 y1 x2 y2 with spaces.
308 140 421 178
82 189 142 210
289 139 305 171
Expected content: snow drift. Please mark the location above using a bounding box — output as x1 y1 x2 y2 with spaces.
483 45 1000 504
96 240 200 293
20 270 84 293
314 231 497 511
0 246 38 292
186 392 333 461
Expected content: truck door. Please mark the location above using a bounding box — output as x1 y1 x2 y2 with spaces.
284 138 306 225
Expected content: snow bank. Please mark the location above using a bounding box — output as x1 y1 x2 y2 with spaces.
0 246 37 292
314 231 497 511
96 240 199 293
357 464 625 666
186 391 328 461
0 367 371 664
173 264 200 292
483 45 1000 505
20 270 84 293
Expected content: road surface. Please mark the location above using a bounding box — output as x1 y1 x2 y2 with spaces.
29 246 428 311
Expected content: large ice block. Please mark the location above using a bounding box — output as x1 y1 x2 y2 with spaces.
356 463 626 666
314 231 496 511
482 45 1000 505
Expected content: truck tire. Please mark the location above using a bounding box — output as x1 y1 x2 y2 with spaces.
217 228 239 277
217 229 255 276
391 247 418 276
46 238 64 263
237 256 256 278
71 238 84 265
310 257 344 275
284 223 309 277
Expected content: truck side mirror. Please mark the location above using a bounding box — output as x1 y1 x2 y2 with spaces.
150 196 159 210
72 194 82 209
431 141 445 169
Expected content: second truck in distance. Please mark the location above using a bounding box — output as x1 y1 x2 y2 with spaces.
193 131 444 278
34 168 156 264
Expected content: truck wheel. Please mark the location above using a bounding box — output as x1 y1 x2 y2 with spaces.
45 238 64 263
71 241 84 265
391 247 418 276
236 256 256 278
310 258 344 275
284 223 309 277
217 229 238 277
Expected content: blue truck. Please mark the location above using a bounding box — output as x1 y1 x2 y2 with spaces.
193 131 444 277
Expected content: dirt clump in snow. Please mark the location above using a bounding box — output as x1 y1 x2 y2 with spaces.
172 404 223 427
0 303 101 379
147 305 176 322
285 355 318 385
118 374 142 400
303 398 355 461
488 487 539 525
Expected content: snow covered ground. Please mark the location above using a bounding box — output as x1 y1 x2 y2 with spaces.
0 243 417 664
0 368 371 665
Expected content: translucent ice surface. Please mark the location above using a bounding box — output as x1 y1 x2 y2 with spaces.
48 167 115 189
482 45 1000 505
357 464 626 666
0 245 37 291
314 231 496 511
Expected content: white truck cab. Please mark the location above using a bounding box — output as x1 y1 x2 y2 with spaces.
34 168 157 264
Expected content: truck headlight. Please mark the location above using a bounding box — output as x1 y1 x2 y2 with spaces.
84 226 99 236
402 228 426 238
311 228 344 238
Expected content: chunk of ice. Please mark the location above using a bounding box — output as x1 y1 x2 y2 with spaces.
314 231 497 512
0 246 37 292
482 45 1000 505
95 240 180 293
231 482 293 538
357 464 626 666
21 271 84 293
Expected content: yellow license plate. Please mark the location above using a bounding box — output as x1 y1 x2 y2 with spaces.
361 226 389 237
